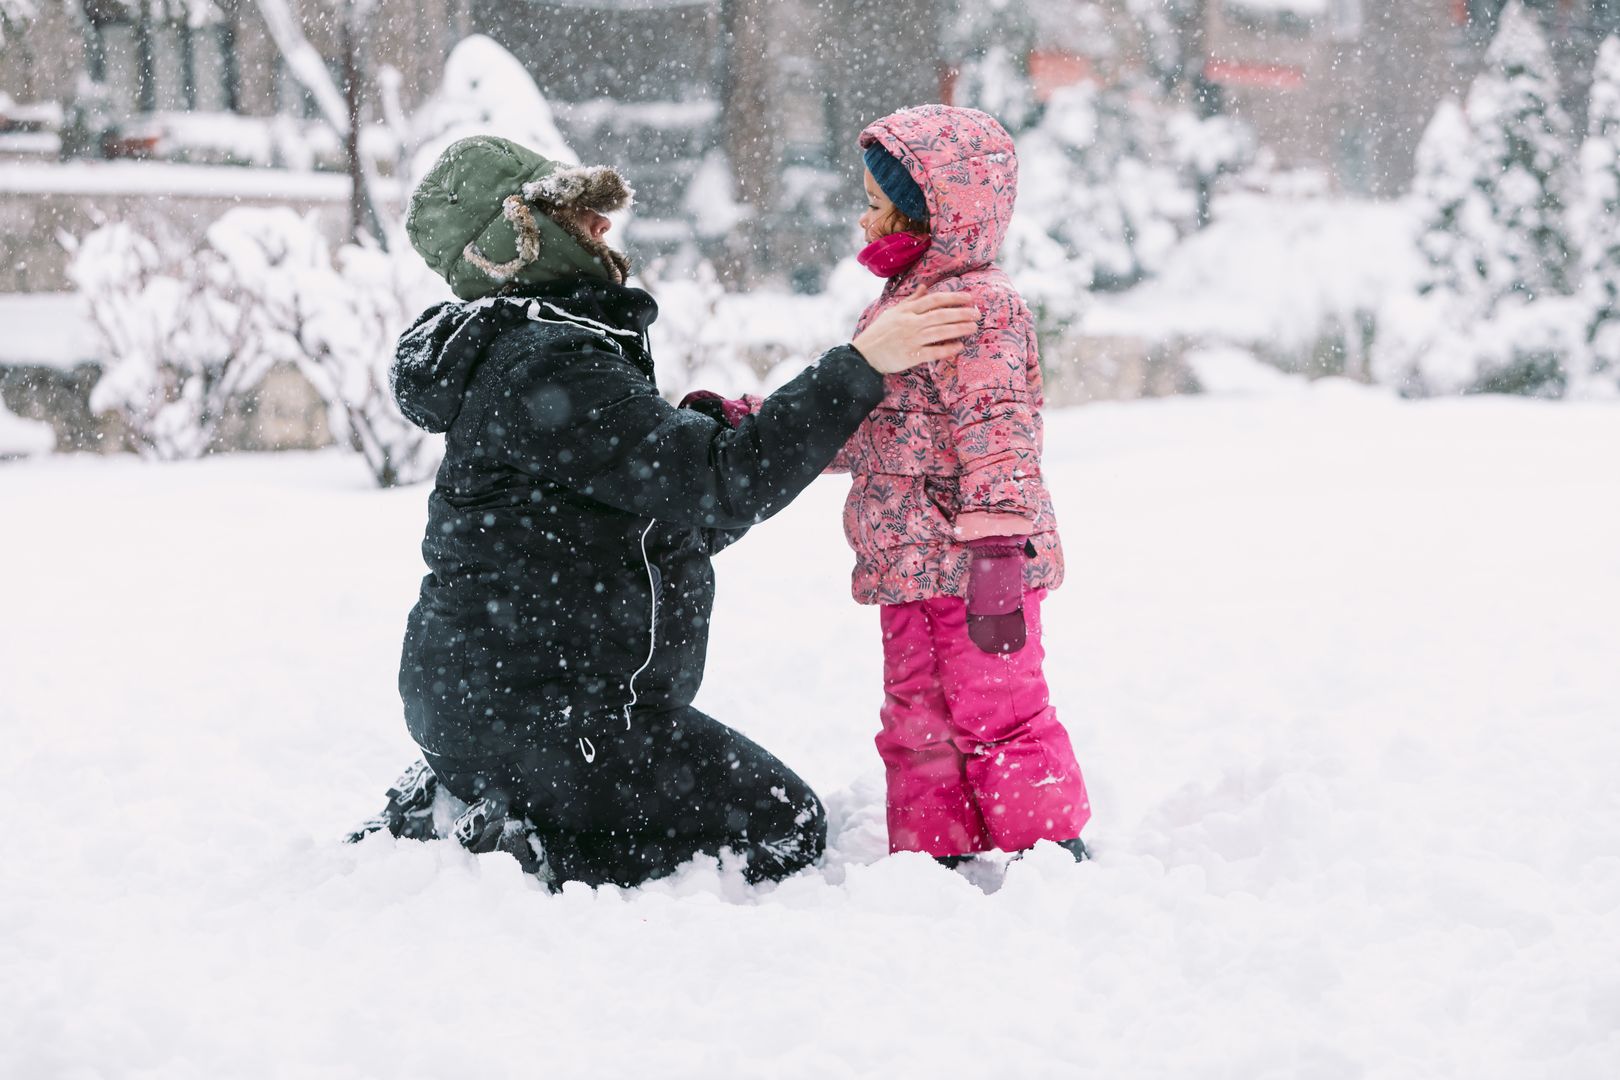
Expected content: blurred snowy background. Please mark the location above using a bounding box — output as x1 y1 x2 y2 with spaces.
4 1 1620 475
5 6 1620 1077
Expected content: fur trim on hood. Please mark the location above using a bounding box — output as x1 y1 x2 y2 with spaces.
522 166 635 214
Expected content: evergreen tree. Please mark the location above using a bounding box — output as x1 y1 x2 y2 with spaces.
1580 35 1620 387
1376 1 1584 398
1371 100 1487 396
1411 100 1486 303
1464 1 1579 308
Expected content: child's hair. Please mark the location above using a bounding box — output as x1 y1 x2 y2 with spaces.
874 204 929 239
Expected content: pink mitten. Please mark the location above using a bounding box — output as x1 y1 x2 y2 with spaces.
965 537 1028 654
679 390 757 428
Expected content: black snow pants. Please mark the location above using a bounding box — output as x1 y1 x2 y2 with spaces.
424 706 827 889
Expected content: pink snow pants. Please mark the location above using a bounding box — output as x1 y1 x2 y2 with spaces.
877 589 1091 856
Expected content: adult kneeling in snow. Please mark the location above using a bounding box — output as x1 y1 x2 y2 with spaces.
348 135 978 888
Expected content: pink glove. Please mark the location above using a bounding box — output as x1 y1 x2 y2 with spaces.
966 536 1028 654
679 390 759 428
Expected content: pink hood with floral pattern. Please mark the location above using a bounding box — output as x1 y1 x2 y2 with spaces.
836 105 1063 606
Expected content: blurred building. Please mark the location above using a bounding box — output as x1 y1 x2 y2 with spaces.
2 1 464 147
470 0 725 269
1198 1 1620 196
469 0 951 287
8 0 1620 278
0 2 468 293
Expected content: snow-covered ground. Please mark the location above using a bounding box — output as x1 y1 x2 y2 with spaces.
0 396 53 459
2 389 1618 1079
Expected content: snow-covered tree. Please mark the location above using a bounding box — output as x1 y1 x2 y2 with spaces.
1410 101 1486 300
1009 73 1251 310
1168 108 1256 230
1465 1 1578 308
404 34 576 185
1370 101 1487 395
69 223 259 460
70 208 447 481
1376 4 1583 397
1017 83 1195 293
946 0 1042 134
1580 35 1620 391
205 208 446 486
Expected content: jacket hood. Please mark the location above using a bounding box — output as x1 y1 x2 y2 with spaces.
390 301 513 433
391 280 660 433
859 105 1018 285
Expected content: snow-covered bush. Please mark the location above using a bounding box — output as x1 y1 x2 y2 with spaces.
69 223 262 460
1091 192 1417 383
71 209 446 483
1372 103 1487 394
1579 36 1620 394
1375 292 1585 398
942 0 1257 347
1020 84 1216 292
203 208 446 486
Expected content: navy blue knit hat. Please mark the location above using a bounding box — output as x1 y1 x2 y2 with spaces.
864 143 928 224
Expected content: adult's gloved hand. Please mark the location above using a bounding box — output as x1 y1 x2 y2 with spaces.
965 536 1028 654
679 390 760 428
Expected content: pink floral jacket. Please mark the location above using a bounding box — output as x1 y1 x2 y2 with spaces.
835 105 1063 606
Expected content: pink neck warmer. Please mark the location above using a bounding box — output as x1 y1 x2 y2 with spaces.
858 232 930 278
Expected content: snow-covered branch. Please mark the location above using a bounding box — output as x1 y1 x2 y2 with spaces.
250 0 350 136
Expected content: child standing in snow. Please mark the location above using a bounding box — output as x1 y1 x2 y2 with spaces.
838 105 1091 863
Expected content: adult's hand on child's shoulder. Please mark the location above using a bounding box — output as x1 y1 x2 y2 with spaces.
852 286 979 374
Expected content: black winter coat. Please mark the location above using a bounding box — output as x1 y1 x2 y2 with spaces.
391 279 884 760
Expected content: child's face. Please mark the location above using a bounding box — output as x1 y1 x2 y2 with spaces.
567 207 613 242
860 169 897 245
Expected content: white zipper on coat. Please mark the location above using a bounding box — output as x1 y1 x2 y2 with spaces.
622 519 660 731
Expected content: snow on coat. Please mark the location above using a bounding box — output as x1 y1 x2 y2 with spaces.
838 105 1063 606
